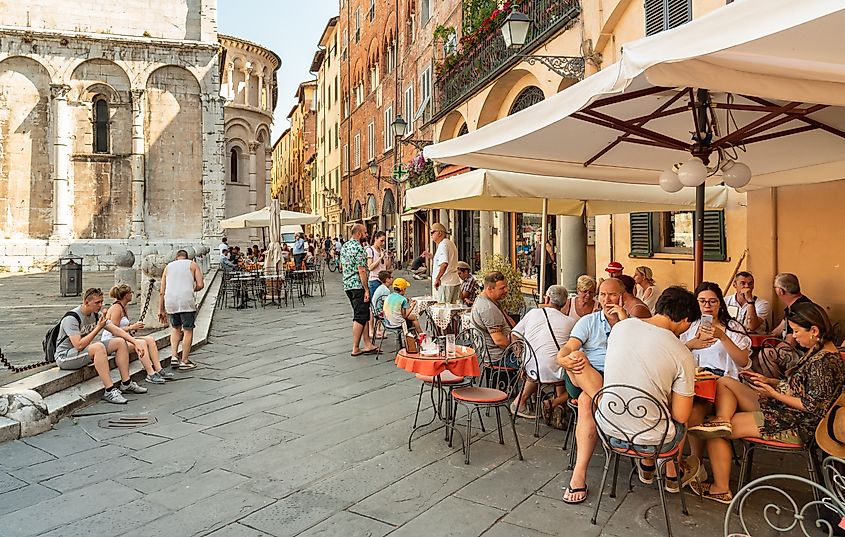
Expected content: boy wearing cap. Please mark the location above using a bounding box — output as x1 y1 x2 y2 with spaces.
371 270 394 338
457 261 479 306
383 278 423 335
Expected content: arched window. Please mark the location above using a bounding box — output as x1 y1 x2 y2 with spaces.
457 123 468 137
93 98 109 153
229 148 239 182
508 86 545 116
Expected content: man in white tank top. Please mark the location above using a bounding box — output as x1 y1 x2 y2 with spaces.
158 250 204 370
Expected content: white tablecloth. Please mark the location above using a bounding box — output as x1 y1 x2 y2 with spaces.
429 304 470 332
411 296 438 317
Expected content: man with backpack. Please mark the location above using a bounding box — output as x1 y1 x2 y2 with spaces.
52 287 149 404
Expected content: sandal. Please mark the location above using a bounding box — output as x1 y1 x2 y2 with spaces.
562 484 588 504
690 481 733 505
541 400 553 423
178 361 197 370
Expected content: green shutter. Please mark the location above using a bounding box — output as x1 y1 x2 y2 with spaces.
644 0 664 36
629 212 654 258
702 210 727 261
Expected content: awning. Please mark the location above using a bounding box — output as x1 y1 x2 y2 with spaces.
424 1 845 189
404 168 728 215
221 207 322 229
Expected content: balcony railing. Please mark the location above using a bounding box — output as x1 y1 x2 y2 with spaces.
433 0 581 119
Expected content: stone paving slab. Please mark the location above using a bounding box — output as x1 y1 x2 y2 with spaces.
0 272 808 536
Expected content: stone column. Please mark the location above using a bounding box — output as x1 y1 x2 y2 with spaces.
479 211 493 265
264 147 272 206
140 254 168 329
201 94 226 242
114 250 137 289
226 63 234 101
241 66 252 106
50 84 72 239
558 215 588 291
257 74 264 110
130 89 146 238
248 142 259 243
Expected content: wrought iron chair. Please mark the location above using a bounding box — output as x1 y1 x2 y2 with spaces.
373 302 406 361
738 436 821 493
449 329 523 465
590 384 689 537
506 337 550 438
724 456 845 536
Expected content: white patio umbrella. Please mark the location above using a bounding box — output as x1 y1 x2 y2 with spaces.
264 199 284 273
405 168 728 294
221 207 322 229
425 0 845 282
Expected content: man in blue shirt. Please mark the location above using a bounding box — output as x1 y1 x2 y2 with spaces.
554 278 628 504
292 233 306 268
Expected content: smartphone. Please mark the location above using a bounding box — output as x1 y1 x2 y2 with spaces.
700 314 713 329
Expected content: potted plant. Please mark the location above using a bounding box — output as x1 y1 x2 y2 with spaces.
477 254 526 318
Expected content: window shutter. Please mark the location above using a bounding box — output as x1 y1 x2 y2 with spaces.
702 210 727 261
629 212 654 258
666 0 692 30
644 0 664 36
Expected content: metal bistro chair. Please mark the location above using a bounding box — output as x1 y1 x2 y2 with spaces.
590 385 689 537
724 456 845 536
506 337 544 438
449 328 523 465
373 303 406 361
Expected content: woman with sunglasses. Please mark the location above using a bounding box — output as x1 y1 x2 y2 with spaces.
688 301 845 504
681 282 751 379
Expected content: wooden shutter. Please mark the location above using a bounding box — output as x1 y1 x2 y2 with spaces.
644 0 664 36
629 212 654 258
702 210 727 261
666 0 692 30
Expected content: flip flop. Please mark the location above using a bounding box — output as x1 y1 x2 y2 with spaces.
178 361 197 370
362 348 380 355
351 351 364 357
562 485 588 504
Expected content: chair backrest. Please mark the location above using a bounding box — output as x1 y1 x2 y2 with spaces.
456 327 489 371
591 384 672 459
503 336 539 397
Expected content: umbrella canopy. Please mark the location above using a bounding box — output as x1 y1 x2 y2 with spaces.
424 0 845 189
264 199 284 273
221 207 322 229
404 168 729 215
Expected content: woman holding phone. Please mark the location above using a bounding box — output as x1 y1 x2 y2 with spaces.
681 281 751 378
688 301 845 504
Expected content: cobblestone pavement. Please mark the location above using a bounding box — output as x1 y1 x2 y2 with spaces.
0 272 810 536
0 272 117 385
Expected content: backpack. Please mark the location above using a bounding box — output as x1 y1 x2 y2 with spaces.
43 311 82 363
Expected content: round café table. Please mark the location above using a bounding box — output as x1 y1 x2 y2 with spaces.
395 345 479 450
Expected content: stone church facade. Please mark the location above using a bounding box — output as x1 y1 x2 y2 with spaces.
0 0 226 271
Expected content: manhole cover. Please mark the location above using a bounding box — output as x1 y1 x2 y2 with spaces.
98 416 157 429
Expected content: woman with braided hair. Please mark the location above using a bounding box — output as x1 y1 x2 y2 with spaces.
104 285 173 384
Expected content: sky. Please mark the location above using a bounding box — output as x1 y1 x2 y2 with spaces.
218 0 339 143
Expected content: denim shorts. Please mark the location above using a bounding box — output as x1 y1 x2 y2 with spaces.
169 311 197 329
608 423 686 455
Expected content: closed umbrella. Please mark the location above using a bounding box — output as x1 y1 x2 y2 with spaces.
263 199 284 273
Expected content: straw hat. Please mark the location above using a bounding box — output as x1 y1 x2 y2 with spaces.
817 392 845 457
431 222 450 235
456 261 471 270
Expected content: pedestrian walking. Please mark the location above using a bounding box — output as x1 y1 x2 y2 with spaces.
158 249 204 370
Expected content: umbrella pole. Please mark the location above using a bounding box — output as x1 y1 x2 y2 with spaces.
539 198 549 298
694 183 704 287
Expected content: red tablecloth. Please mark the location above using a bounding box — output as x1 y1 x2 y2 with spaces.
395 346 480 377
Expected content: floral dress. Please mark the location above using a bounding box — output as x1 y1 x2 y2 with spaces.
758 349 845 444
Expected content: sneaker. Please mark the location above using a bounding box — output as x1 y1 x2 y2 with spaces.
145 373 166 385
157 369 175 380
102 388 128 404
688 420 732 439
120 380 148 394
635 460 655 485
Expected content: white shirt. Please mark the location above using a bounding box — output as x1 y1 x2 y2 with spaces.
724 294 771 334
432 238 460 286
598 319 695 445
216 242 228 255
513 307 576 383
680 319 751 379
163 259 197 314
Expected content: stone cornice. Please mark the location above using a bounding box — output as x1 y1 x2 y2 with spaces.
0 26 219 51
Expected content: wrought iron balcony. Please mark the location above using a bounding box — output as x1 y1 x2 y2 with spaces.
433 0 581 120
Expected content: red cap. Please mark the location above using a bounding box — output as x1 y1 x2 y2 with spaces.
605 261 624 274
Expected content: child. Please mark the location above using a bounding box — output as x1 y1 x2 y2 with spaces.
382 278 422 335
371 270 394 338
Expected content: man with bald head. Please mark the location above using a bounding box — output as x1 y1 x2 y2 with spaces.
554 277 629 504
340 224 378 356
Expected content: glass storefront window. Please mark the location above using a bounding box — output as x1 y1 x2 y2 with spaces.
515 213 542 279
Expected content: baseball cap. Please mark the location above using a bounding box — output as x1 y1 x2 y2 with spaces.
605 261 624 273
393 278 410 291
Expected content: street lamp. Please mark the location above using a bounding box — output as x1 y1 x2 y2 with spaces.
500 9 585 80
392 115 408 138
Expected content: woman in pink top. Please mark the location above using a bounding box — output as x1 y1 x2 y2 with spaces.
563 275 597 320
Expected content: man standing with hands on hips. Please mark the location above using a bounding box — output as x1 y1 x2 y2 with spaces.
430 222 460 303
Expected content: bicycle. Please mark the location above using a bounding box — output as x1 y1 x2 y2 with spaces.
327 253 339 272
